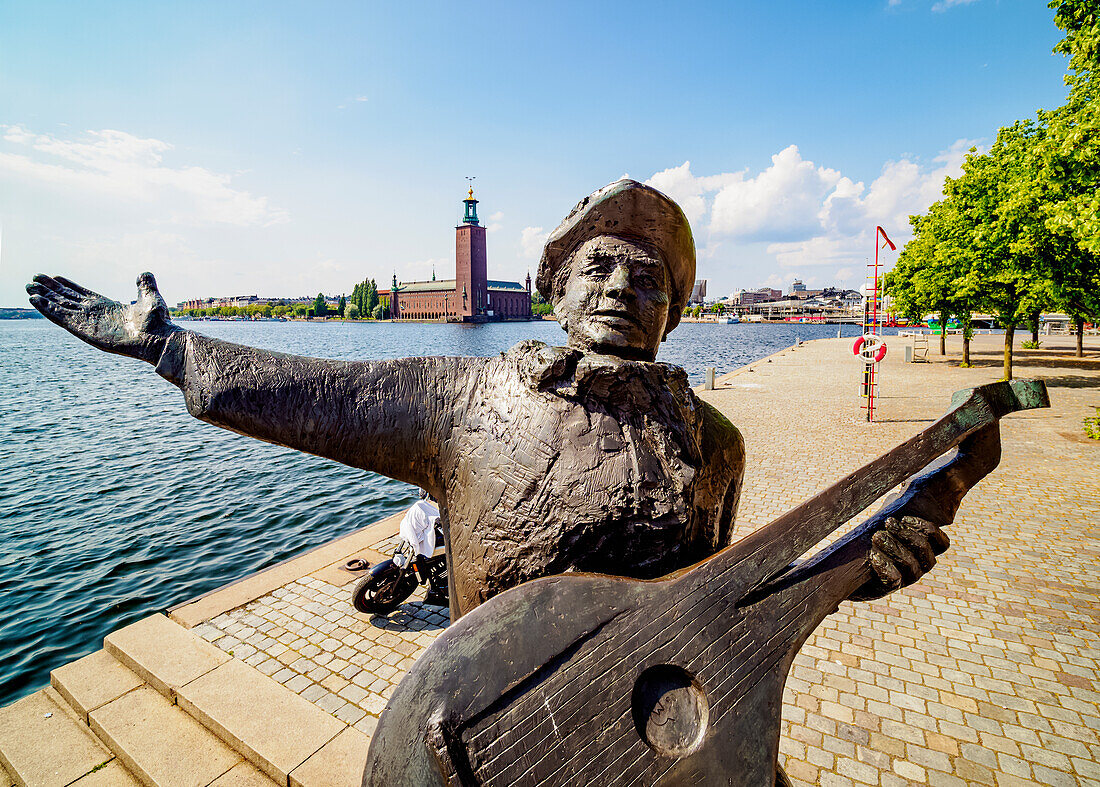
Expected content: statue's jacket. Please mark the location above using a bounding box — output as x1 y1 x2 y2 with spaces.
156 332 745 616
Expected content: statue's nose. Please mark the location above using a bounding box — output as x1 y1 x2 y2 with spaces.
604 265 633 299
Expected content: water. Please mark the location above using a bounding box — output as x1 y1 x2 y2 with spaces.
0 318 878 705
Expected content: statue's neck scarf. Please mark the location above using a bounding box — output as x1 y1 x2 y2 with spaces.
511 340 701 460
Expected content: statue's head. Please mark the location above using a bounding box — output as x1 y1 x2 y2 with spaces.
537 180 695 362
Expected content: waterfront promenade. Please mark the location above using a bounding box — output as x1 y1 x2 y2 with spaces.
0 332 1096 786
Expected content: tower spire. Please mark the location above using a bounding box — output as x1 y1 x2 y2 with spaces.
462 177 479 225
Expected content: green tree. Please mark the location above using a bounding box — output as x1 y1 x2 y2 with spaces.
366 279 379 315
1040 0 1100 256
885 207 958 358
313 293 328 318
1033 1 1100 354
530 291 553 317
345 302 359 320
337 294 347 315
944 124 1059 379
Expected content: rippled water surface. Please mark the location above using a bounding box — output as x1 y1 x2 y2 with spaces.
0 318 875 705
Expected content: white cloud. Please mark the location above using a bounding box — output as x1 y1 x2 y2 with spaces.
932 0 978 11
644 139 977 292
520 226 548 260
0 124 286 227
355 96 368 102
710 145 843 242
486 210 504 234
645 161 742 226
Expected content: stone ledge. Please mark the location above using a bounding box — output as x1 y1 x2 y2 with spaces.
51 649 144 724
90 685 243 787
289 727 371 787
105 614 230 700
176 659 345 784
0 688 112 787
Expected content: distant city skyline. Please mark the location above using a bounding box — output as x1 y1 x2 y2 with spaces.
0 1 1071 307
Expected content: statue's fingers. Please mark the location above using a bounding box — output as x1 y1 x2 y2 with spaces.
28 293 72 326
886 518 936 572
54 276 96 297
30 274 66 295
872 530 922 583
899 515 950 554
868 550 903 592
27 283 80 313
26 281 61 301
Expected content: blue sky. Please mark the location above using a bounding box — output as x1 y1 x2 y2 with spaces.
0 0 1072 306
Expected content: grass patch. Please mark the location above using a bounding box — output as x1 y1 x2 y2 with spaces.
1085 407 1100 440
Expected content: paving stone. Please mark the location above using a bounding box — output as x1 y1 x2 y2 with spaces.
176 659 344 783
289 727 370 787
50 650 143 723
0 689 112 787
207 761 279 786
105 614 229 699
90 685 242 787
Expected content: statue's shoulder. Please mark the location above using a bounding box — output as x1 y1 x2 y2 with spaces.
699 399 746 467
501 340 582 389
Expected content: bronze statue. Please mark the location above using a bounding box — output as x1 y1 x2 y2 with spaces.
29 179 959 784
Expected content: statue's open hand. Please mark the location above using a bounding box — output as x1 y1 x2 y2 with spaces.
26 272 180 365
851 515 950 601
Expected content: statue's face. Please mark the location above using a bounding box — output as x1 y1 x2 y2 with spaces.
555 235 671 361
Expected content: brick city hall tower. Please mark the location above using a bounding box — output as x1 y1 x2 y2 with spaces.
455 187 489 319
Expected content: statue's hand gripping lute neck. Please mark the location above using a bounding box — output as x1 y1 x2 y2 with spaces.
27 272 182 366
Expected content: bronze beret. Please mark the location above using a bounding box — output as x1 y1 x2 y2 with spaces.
537 179 696 337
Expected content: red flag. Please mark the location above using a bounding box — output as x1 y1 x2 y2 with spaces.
876 226 896 251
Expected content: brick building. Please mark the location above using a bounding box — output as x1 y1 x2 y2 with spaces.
380 188 532 321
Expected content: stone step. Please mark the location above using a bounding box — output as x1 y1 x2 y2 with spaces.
5 610 369 786
0 686 114 787
104 614 229 700
89 685 275 787
175 659 352 784
51 649 145 724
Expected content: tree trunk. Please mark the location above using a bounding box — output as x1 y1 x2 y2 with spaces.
1029 310 1041 345
939 310 948 355
963 334 971 366
1003 324 1015 380
1078 316 1085 357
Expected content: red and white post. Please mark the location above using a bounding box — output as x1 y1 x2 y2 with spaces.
856 226 896 422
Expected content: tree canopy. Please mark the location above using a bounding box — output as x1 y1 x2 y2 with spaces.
885 0 1099 375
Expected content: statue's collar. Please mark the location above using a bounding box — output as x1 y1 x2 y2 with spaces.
510 341 690 399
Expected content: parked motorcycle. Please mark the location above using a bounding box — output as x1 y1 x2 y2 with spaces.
352 525 448 614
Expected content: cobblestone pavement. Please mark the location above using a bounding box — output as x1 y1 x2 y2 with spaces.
710 334 1100 787
200 333 1099 786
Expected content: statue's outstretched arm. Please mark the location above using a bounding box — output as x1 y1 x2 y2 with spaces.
27 272 467 489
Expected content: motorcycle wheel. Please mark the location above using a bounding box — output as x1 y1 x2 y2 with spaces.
352 560 419 614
